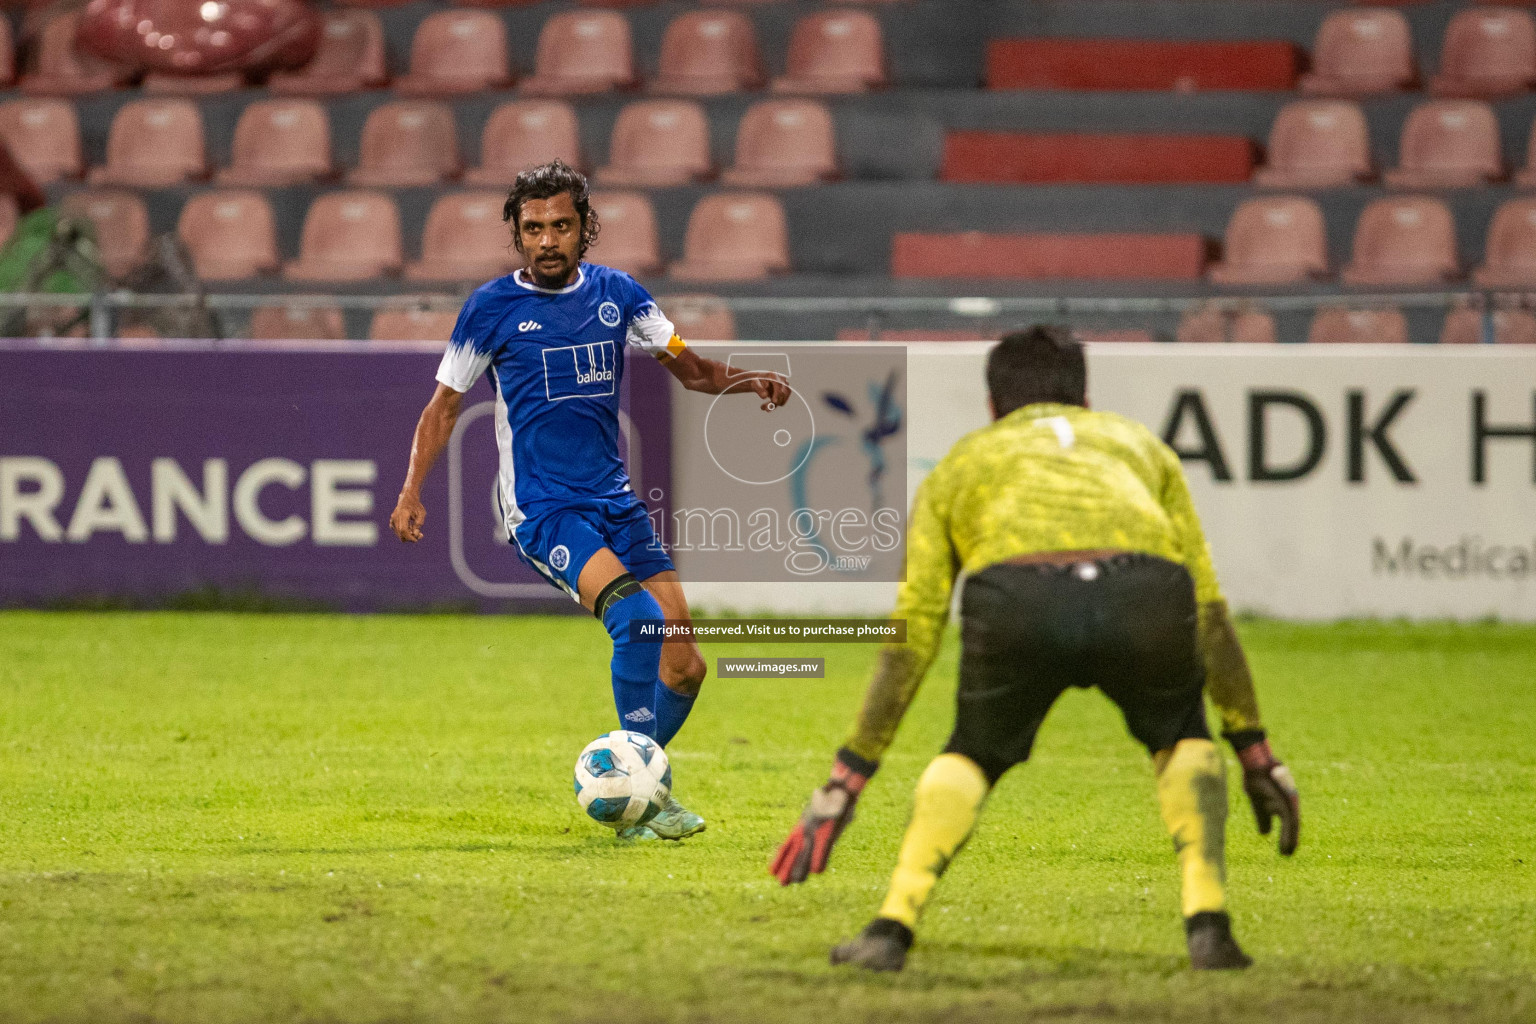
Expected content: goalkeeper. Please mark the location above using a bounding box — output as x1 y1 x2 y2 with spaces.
771 326 1300 972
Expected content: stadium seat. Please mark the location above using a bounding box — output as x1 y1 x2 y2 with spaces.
1439 305 1536 344
891 232 1205 280
651 11 763 95
1208 197 1328 285
1307 307 1409 344
0 19 12 87
1176 304 1278 344
218 99 332 186
0 99 82 184
59 189 149 279
772 11 886 94
1384 101 1503 188
284 191 403 281
176 190 280 281
142 72 245 95
269 11 388 95
87 99 207 186
595 101 713 187
1473 199 1536 287
942 133 1253 185
248 304 348 341
465 101 582 185
521 11 636 95
369 307 459 341
722 101 836 186
587 190 662 277
395 11 513 96
1341 197 1459 285
986 39 1299 92
1299 10 1415 95
1253 100 1372 188
20 14 134 95
662 293 736 341
1430 8 1536 97
670 192 790 281
405 192 519 283
348 101 460 187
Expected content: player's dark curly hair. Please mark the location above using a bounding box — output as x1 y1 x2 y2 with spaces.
503 160 601 258
986 325 1088 417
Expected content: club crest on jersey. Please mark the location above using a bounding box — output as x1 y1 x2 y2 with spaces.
597 301 622 328
542 340 617 401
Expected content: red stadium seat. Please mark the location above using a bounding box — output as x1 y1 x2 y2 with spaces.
596 101 713 187
0 18 12 87
1341 196 1459 285
142 72 245 94
670 192 790 281
21 14 134 96
1439 305 1536 344
892 232 1205 280
942 133 1253 184
1307 307 1409 344
466 101 583 185
218 99 332 186
1209 197 1328 285
269 11 388 95
349 101 460 187
248 304 348 341
772 11 885 94
522 11 635 95
588 190 662 277
987 39 1299 92
651 11 763 95
87 99 207 186
1253 100 1372 188
60 189 149 279
176 190 280 281
396 12 513 96
1384 101 1503 188
1176 304 1278 344
1430 8 1536 97
723 100 837 186
284 191 403 281
1299 10 1415 96
1474 198 1536 286
0 99 82 184
369 307 458 341
406 192 519 282
662 293 736 341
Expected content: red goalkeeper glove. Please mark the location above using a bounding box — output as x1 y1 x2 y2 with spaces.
770 748 876 885
1227 731 1300 856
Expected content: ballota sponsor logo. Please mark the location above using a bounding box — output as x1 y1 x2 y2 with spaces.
0 456 378 547
1373 537 1536 580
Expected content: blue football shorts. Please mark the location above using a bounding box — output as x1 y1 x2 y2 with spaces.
511 496 675 600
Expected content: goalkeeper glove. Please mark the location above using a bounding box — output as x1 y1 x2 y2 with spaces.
1227 730 1300 856
770 748 876 885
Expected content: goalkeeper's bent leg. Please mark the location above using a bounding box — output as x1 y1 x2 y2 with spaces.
1154 738 1229 917
876 753 991 929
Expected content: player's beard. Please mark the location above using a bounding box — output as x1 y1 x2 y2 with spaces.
527 248 577 289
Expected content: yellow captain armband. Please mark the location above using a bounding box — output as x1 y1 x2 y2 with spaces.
664 334 687 359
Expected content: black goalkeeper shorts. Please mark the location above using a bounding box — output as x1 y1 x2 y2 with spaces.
943 552 1210 784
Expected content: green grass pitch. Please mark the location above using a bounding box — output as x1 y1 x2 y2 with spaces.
0 612 1532 1024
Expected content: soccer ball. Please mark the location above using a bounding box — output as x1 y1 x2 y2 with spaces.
573 730 672 829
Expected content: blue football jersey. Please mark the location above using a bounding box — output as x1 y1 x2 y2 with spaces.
435 263 682 537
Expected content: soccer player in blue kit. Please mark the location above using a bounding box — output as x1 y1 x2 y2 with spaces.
388 161 790 841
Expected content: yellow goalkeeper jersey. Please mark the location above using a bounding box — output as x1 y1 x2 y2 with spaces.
845 402 1260 763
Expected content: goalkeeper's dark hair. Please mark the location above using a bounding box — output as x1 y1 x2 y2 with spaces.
986 325 1087 417
503 160 600 259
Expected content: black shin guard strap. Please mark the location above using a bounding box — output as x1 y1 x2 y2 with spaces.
594 573 644 620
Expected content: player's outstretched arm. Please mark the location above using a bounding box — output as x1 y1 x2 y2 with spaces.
389 383 464 543
661 346 791 411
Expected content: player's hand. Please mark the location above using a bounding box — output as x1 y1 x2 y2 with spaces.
1229 733 1299 856
389 492 427 543
749 373 792 412
771 749 875 885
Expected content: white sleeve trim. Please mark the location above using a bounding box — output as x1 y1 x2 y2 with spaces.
436 342 492 393
625 304 678 356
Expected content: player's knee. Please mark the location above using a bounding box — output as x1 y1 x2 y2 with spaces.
661 648 706 697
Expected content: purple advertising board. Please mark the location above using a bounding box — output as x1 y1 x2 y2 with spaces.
0 339 671 611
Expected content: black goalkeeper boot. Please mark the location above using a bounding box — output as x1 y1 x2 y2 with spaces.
830 917 914 972
1185 911 1253 970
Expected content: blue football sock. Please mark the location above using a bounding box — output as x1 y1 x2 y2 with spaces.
601 585 665 738
653 681 697 748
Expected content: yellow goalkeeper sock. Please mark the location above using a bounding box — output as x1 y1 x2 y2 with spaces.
1155 738 1229 918
876 753 990 929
